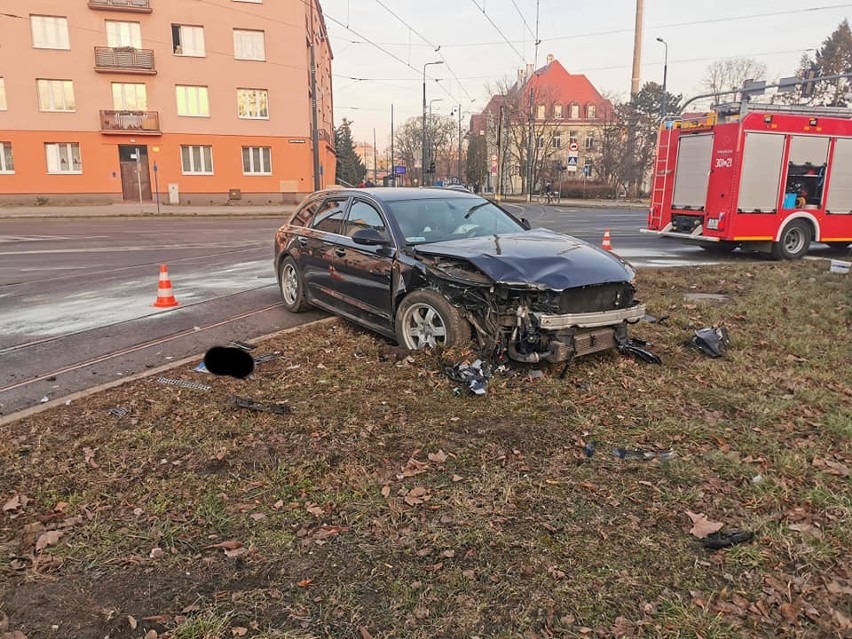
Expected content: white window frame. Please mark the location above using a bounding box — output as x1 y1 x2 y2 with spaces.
233 29 266 61
181 145 214 175
172 24 205 57
237 88 269 120
536 104 546 119
37 79 76 112
585 133 595 150
587 104 597 119
569 104 580 119
0 142 14 174
553 134 561 149
31 15 70 50
112 83 147 110
176 85 209 117
106 21 142 49
242 146 272 175
553 104 563 119
0 78 6 111
45 142 82 174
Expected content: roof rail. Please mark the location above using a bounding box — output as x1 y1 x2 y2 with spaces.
714 101 852 119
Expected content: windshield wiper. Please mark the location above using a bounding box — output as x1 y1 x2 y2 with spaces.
464 202 489 219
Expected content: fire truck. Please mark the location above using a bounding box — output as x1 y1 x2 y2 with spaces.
645 103 852 259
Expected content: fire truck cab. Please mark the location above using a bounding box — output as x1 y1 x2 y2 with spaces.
645 103 852 259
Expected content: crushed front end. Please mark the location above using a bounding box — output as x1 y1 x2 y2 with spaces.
420 256 645 363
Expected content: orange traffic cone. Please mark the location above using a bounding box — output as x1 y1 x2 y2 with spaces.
601 228 613 251
153 264 179 308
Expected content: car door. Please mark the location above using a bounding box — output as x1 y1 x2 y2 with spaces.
331 198 396 329
297 196 350 309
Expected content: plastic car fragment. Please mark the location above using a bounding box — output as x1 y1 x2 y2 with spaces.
690 327 730 358
616 336 662 364
204 346 255 379
445 359 491 395
231 396 290 415
612 448 675 461
700 529 754 550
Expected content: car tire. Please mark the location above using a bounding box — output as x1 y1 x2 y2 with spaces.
278 256 310 312
395 289 468 351
699 241 737 254
770 220 811 260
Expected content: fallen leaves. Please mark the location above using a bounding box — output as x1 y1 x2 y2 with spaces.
35 530 63 553
2 494 29 514
686 511 723 539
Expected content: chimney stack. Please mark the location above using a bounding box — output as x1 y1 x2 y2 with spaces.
546 53 554 65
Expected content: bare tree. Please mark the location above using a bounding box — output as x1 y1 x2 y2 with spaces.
701 57 768 104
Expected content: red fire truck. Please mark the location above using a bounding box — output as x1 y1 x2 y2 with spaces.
645 103 852 259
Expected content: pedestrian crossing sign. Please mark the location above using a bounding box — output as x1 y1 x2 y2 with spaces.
566 156 578 166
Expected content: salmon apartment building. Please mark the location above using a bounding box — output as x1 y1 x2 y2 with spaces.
0 0 335 205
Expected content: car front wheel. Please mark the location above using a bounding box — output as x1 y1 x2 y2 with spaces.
279 257 310 312
395 289 468 351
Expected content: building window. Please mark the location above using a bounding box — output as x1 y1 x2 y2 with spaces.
237 88 268 119
106 21 142 48
569 130 578 145
553 134 561 149
37 79 75 112
0 78 6 111
176 85 209 116
233 29 265 61
181 145 214 175
569 103 580 119
536 136 544 148
31 15 70 50
112 83 147 110
536 104 546 119
242 146 272 175
585 133 596 150
171 25 205 56
587 104 597 119
553 104 563 119
0 142 13 173
45 142 82 174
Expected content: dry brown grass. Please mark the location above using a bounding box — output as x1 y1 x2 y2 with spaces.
1 259 850 639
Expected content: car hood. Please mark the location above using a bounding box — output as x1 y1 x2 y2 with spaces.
413 228 634 290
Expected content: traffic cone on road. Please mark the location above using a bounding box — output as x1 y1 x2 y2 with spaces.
601 228 613 251
153 264 179 308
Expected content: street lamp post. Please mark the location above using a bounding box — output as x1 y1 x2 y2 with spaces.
427 99 443 185
422 60 444 187
656 37 668 119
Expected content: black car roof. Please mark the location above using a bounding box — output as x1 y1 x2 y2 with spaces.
313 187 480 204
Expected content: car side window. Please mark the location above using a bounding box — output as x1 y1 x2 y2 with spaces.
344 200 387 239
291 198 321 228
310 198 348 235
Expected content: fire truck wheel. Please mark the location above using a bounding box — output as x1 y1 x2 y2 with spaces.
771 220 811 260
699 241 737 254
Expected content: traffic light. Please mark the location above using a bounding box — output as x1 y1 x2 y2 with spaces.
428 160 436 174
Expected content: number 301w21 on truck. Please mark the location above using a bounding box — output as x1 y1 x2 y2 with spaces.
644 102 852 259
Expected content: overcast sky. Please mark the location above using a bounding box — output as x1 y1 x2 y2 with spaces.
320 0 850 146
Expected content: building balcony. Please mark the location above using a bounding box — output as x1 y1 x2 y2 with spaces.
94 47 156 74
100 110 161 135
88 0 152 13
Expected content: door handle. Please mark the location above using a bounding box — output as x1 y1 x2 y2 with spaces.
297 236 308 247
334 247 346 258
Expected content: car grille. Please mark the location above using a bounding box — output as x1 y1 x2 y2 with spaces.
529 282 636 314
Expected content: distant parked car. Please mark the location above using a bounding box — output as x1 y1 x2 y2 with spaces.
274 188 645 362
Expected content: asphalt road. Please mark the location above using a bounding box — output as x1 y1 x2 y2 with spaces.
1 207 846 419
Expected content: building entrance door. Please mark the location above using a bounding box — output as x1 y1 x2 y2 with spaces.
118 145 152 201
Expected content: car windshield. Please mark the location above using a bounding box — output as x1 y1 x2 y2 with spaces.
387 197 524 245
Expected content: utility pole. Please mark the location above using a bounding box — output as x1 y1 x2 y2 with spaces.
422 60 443 187
631 0 644 99
457 103 462 183
496 104 505 201
390 103 395 187
373 127 378 184
524 0 541 202
308 0 321 190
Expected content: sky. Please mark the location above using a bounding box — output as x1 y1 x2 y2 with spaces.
319 0 851 147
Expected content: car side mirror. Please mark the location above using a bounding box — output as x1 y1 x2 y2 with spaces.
520 217 532 230
352 228 389 246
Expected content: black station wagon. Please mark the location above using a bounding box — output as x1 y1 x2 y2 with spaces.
274 188 646 363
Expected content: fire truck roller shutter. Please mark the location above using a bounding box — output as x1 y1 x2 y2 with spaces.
738 133 785 213
826 138 852 215
672 134 714 210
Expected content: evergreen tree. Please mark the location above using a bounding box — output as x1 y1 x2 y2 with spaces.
335 119 366 185
796 19 852 106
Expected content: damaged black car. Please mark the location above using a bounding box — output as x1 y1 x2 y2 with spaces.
274 188 646 363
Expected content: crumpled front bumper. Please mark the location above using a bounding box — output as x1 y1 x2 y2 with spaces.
535 304 646 330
